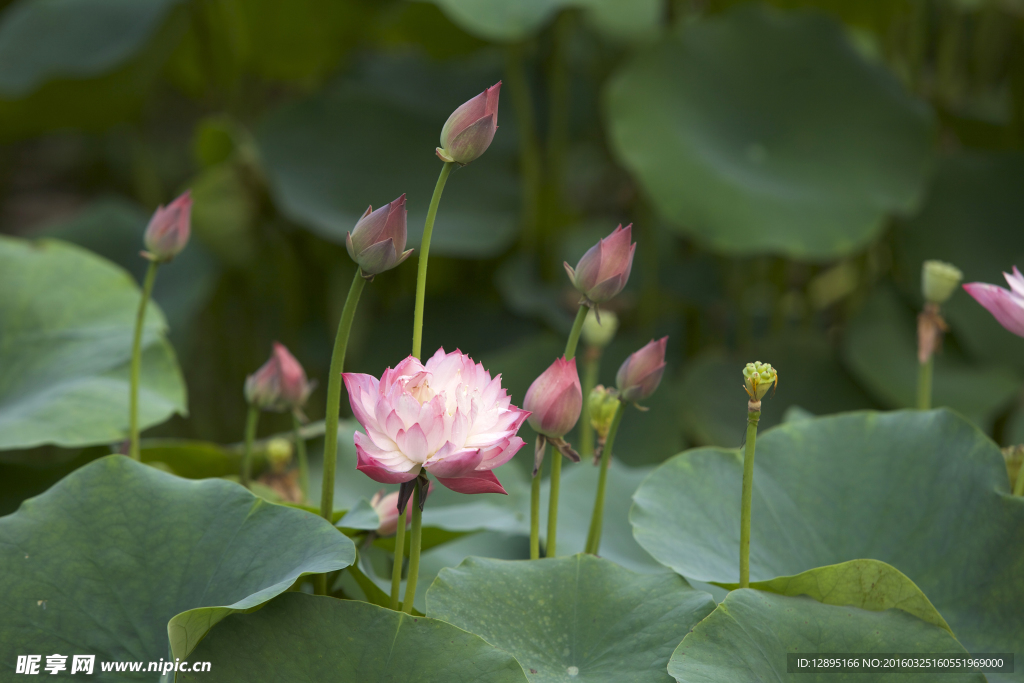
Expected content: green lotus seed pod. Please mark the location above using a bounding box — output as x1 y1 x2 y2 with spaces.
921 260 963 304
266 437 293 473
588 385 621 439
581 309 618 349
742 361 777 402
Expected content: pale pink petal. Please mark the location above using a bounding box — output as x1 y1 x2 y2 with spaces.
1004 267 1024 298
477 436 525 471
396 424 430 462
356 449 420 485
964 282 1024 338
424 443 483 478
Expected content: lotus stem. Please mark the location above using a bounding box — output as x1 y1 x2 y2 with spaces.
739 405 761 588
584 401 625 554
128 260 159 461
241 404 260 489
412 162 454 360
402 486 424 614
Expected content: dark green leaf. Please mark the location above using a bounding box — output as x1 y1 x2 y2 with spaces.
606 5 934 258
427 554 715 682
0 455 356 675
179 593 530 682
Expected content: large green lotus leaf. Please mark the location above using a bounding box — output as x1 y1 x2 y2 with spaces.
0 1 188 140
667 590 984 683
427 555 715 683
0 456 356 679
605 5 934 259
178 593 529 682
678 332 877 447
425 0 660 42
630 409 1024 677
256 74 520 259
0 0 183 96
843 287 1019 428
892 151 1024 373
0 236 187 450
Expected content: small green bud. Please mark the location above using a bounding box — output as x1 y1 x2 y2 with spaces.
266 437 293 473
921 260 962 304
588 385 621 439
742 361 777 402
581 309 618 348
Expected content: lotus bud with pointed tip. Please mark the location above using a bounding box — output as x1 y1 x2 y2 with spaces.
370 483 435 536
143 191 192 262
564 224 636 305
245 343 313 412
581 309 618 349
436 82 500 165
346 194 412 278
963 266 1024 338
616 337 667 403
588 385 621 440
922 260 962 305
742 361 777 403
524 357 583 439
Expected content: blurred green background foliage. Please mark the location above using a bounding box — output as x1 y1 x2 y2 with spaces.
3 0 1024 513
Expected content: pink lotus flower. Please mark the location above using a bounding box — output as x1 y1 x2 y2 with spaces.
346 194 413 278
963 267 1024 338
436 82 500 165
245 343 314 412
143 191 192 262
616 337 668 403
524 356 583 472
343 348 528 495
369 483 433 536
564 224 636 305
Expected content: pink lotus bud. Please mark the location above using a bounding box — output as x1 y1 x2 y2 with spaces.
143 191 192 262
524 357 582 439
369 483 434 536
564 224 636 305
436 82 500 165
244 343 313 411
346 194 413 278
963 266 1024 338
616 337 667 403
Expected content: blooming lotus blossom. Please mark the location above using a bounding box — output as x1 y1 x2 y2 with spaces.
616 337 668 403
963 267 1024 338
343 348 528 495
245 343 313 412
143 191 192 262
564 224 636 306
346 194 412 278
436 82 500 165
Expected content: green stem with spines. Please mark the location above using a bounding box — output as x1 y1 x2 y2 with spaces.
412 162 455 360
917 358 933 410
390 507 408 609
1014 460 1024 497
128 260 159 461
565 305 587 361
530 463 541 559
241 404 260 489
584 401 626 554
579 349 600 459
293 413 308 500
315 269 366 597
740 408 761 588
402 485 424 614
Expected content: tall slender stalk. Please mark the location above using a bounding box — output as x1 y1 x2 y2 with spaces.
241 404 260 489
1015 465 1024 497
539 304 588 558
579 348 600 459
315 270 366 597
412 162 454 360
402 486 424 614
546 450 562 557
917 358 933 410
128 260 159 461
505 43 542 254
530 462 541 559
293 413 309 501
739 407 761 588
584 402 625 554
390 507 408 609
